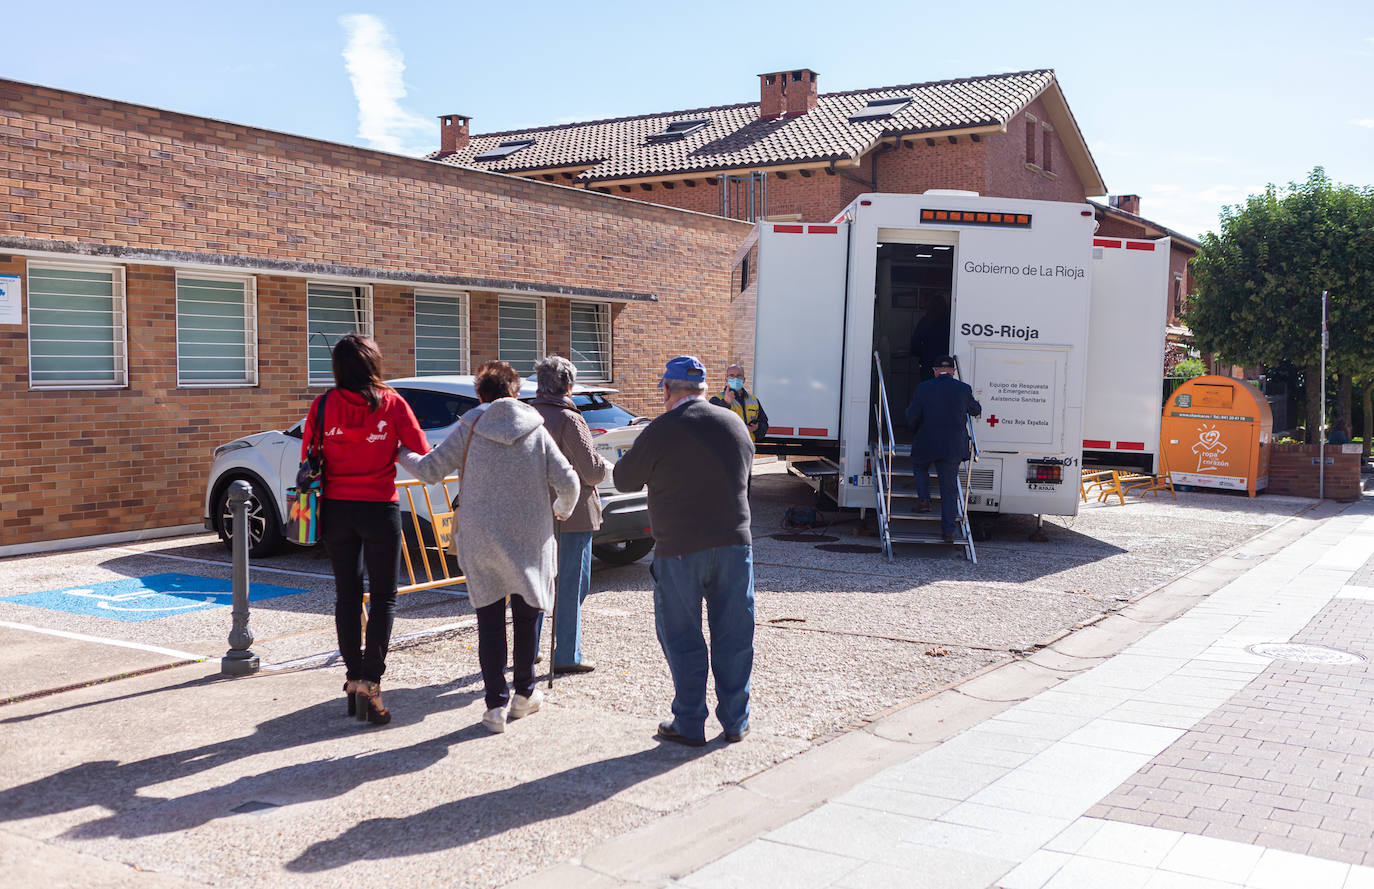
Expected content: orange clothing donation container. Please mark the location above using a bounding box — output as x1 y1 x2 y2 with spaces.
1161 375 1273 497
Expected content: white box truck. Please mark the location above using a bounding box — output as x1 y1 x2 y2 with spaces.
732 191 1168 546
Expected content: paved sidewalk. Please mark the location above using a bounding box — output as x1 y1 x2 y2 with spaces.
672 499 1374 889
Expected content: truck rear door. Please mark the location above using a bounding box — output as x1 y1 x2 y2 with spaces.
1083 237 1170 473
752 222 850 443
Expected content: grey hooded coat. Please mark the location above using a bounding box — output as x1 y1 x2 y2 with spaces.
398 398 579 611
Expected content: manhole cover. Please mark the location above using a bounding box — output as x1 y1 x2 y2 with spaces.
815 544 883 554
1245 643 1366 665
772 533 839 543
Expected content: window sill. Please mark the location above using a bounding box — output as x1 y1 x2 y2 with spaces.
177 382 259 389
29 383 129 392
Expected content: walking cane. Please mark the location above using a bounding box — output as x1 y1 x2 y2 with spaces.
547 518 562 689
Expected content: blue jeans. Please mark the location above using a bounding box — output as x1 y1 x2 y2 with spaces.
651 544 754 739
553 530 593 667
913 457 961 536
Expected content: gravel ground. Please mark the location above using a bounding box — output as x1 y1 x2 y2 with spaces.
385 464 1314 750
0 465 1317 889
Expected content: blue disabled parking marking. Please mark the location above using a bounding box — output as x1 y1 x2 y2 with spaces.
0 573 308 623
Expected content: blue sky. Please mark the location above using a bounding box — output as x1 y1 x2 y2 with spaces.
5 1 1372 239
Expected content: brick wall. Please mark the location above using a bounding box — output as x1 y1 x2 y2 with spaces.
982 99 1088 203
0 79 750 548
1267 443 1363 501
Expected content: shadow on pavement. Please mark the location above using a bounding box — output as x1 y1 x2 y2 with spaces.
0 674 483 825
0 671 228 726
286 743 707 872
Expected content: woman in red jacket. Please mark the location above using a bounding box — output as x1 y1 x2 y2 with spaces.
302 334 429 725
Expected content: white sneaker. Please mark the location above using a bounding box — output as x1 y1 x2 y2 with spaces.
508 688 543 720
481 706 507 733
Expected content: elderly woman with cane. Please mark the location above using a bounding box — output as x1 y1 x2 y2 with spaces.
398 360 578 733
532 355 612 675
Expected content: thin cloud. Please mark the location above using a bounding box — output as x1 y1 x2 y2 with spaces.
1140 183 1259 240
1350 118 1374 129
339 13 432 156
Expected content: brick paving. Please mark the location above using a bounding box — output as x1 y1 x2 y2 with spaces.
1088 598 1374 866
1349 550 1374 590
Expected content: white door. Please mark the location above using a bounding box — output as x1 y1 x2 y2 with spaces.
969 343 1069 453
752 222 850 441
1083 237 1170 471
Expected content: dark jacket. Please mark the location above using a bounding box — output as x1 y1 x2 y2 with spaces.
532 394 611 533
905 374 982 463
613 397 753 559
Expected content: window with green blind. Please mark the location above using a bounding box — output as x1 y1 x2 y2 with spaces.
176 275 257 386
414 290 469 376
307 284 372 385
569 301 611 381
497 297 543 375
27 264 127 388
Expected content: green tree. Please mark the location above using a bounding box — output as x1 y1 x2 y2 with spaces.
1187 168 1374 442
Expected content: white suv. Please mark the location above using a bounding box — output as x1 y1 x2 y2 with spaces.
202 376 654 564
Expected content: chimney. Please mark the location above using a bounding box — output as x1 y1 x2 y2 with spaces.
1109 194 1141 216
759 69 819 120
438 114 471 155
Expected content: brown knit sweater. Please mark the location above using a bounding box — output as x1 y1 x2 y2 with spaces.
532 394 611 532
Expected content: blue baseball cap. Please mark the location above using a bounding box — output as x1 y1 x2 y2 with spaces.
658 354 707 387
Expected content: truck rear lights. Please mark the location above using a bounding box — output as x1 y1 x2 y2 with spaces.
921 208 1031 228
1025 459 1063 483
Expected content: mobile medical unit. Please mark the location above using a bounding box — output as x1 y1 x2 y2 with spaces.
733 191 1168 560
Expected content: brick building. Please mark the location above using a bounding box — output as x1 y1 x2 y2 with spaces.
432 68 1107 220
0 79 749 552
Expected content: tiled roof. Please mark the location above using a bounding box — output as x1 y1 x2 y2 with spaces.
433 70 1059 183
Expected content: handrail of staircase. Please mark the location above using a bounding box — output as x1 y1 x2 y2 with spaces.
950 354 980 554
871 402 892 560
950 354 980 464
872 351 897 524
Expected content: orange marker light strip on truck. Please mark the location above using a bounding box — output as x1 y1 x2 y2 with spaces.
921 208 1032 228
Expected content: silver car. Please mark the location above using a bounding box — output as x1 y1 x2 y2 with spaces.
202 376 654 564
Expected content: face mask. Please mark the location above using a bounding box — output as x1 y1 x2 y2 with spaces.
727 377 743 391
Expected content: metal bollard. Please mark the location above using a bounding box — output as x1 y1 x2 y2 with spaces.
221 480 260 675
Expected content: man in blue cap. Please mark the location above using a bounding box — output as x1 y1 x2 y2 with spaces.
905 355 981 543
614 355 756 746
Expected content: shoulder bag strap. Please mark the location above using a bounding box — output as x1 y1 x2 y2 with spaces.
454 409 485 505
310 390 330 456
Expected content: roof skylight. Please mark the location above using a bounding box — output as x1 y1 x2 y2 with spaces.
848 96 913 122
474 139 536 161
647 118 709 143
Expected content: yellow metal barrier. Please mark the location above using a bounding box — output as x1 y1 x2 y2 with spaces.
361 475 466 634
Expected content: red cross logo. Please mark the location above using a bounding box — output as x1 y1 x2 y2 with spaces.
987 415 999 427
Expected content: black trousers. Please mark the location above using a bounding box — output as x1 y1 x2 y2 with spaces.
322 499 401 683
474 594 541 710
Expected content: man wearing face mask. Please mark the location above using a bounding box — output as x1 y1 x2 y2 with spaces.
614 355 756 747
710 363 769 443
